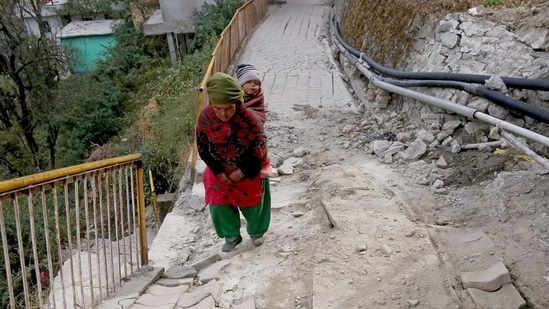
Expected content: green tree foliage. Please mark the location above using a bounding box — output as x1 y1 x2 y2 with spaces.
56 20 167 166
191 0 246 49
0 0 66 176
55 74 125 166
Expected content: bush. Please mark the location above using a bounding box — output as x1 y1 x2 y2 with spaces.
191 0 246 50
484 0 503 7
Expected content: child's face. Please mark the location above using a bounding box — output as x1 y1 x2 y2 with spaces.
242 80 261 96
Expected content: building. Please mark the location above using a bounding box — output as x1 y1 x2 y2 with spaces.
142 0 214 68
58 19 123 73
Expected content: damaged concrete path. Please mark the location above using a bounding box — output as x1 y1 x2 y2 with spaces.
106 1 529 309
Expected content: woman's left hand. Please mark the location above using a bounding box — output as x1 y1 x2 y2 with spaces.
228 169 244 183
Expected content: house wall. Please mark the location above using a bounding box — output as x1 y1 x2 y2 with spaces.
61 35 116 73
159 0 208 23
22 4 64 37
24 15 64 37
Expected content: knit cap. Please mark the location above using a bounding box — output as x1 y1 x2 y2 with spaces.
206 72 244 105
235 64 262 86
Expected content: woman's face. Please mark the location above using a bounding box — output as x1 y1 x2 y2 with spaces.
212 104 236 121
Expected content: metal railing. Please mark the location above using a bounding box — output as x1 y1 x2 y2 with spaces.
190 0 268 180
0 154 147 309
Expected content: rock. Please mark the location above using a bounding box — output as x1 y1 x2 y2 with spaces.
383 142 406 155
432 179 444 189
396 131 416 143
399 140 427 161
436 130 451 142
371 140 392 156
292 147 307 158
277 164 294 175
435 155 448 169
162 266 197 279
416 130 435 143
450 138 462 153
380 153 393 164
268 152 285 168
342 124 355 133
461 261 511 292
442 120 462 132
406 299 420 308
516 27 549 50
467 98 490 112
484 75 508 93
487 103 509 120
434 188 449 195
343 141 351 149
283 157 304 167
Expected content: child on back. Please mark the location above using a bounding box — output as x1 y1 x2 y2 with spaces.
235 64 271 177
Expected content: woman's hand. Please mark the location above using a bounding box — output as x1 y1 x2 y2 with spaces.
228 169 244 183
216 173 234 185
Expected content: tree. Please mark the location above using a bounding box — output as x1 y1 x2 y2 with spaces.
0 0 66 176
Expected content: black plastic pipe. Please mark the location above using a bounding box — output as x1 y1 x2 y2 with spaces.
332 17 549 91
377 77 549 124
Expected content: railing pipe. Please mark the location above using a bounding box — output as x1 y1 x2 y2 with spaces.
0 154 142 196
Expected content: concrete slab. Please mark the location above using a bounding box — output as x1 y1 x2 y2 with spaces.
461 262 512 292
148 213 195 269
97 267 164 309
176 280 220 308
189 254 222 272
146 284 191 296
467 283 526 309
197 260 230 283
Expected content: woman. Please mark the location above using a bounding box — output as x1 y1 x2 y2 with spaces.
196 72 271 253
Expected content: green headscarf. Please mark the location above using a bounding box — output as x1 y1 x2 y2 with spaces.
206 72 244 105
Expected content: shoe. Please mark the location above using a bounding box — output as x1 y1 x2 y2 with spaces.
251 236 264 247
222 236 242 252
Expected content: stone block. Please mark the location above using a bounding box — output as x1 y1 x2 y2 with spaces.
189 254 222 272
197 260 230 283
156 277 194 288
163 265 197 279
461 261 511 292
177 279 220 308
184 296 216 309
467 283 526 309
135 292 180 307
147 283 190 296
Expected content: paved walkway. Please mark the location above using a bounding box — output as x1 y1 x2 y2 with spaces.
99 1 354 308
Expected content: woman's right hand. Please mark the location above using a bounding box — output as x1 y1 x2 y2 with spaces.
216 172 233 185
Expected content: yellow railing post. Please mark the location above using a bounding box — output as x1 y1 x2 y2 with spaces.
136 161 148 266
148 170 161 229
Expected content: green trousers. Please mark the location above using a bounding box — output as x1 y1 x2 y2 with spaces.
209 178 271 242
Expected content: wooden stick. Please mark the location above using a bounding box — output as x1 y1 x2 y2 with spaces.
320 199 337 229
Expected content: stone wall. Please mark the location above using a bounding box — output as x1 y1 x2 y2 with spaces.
331 1 549 152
